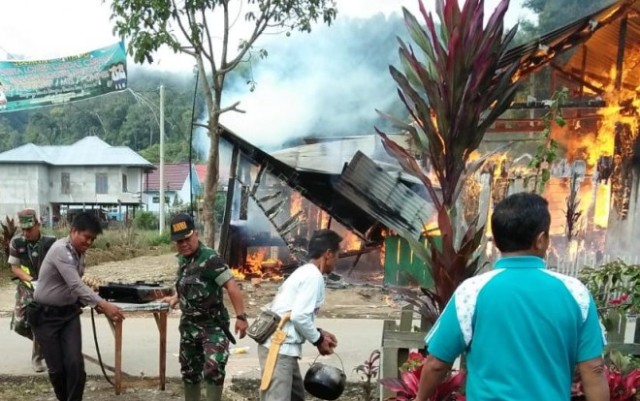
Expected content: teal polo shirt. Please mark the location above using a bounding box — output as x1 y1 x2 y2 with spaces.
425 256 605 401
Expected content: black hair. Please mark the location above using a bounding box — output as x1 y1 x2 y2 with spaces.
71 212 103 235
307 229 343 259
491 192 550 253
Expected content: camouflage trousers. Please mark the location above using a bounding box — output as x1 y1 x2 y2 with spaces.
11 283 34 339
179 316 230 385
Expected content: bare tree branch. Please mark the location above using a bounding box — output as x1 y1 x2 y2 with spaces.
171 0 210 60
202 6 216 70
217 101 246 115
219 3 272 74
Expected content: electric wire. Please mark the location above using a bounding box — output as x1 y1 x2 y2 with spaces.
90 308 115 387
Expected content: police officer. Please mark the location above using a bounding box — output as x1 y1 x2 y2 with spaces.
162 213 248 401
32 212 124 401
8 208 56 372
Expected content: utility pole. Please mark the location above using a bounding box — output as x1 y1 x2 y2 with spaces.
159 85 165 234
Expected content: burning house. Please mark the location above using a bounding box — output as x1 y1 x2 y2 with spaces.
215 0 640 285
473 0 640 262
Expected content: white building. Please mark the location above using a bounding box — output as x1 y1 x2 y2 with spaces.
0 136 153 225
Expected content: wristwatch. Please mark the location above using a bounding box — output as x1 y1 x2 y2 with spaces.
236 312 248 321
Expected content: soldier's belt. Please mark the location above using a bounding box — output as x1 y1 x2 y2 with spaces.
260 312 292 391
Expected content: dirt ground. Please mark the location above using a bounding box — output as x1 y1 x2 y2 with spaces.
0 376 366 401
0 251 399 320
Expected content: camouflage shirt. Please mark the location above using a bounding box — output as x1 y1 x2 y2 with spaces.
176 243 233 321
8 234 56 280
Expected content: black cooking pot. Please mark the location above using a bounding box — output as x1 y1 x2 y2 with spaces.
303 353 346 400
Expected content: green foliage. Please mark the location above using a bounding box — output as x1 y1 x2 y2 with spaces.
579 260 640 331
147 231 172 247
0 70 204 162
377 0 521 323
134 211 159 230
528 87 568 193
110 0 338 65
523 0 605 34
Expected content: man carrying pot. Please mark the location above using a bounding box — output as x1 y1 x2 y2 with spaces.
258 229 341 401
8 208 56 372
416 193 609 401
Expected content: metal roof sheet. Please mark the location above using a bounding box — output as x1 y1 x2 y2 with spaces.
0 136 152 167
499 0 635 79
564 0 640 90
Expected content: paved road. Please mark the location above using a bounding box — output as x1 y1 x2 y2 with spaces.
0 314 386 383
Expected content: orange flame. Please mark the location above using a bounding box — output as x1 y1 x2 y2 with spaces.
343 232 362 251
290 192 302 216
231 247 284 281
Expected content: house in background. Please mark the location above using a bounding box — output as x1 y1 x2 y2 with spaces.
0 136 153 225
195 163 230 190
142 163 202 214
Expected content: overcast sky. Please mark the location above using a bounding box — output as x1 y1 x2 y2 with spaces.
0 0 533 70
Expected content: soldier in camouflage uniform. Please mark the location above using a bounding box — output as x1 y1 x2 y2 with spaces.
162 213 248 401
8 209 56 372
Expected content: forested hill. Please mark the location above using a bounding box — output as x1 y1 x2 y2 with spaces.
0 68 205 163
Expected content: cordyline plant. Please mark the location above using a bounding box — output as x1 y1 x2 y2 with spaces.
376 0 521 324
0 216 17 266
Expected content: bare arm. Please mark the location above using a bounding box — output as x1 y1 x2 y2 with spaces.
578 357 609 401
223 278 245 316
224 278 248 338
10 265 32 282
415 355 452 401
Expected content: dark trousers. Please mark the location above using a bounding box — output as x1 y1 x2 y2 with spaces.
32 305 86 401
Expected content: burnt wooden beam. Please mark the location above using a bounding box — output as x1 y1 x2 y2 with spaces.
509 99 605 109
615 16 628 90
579 45 588 99
549 63 603 95
219 145 240 260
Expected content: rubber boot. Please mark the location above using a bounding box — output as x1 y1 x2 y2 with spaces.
184 382 201 401
205 383 223 401
31 341 46 373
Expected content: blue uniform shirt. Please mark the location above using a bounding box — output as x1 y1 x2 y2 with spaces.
425 256 605 401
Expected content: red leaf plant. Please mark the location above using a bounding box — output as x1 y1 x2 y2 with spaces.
376 0 522 325
380 353 466 401
572 365 640 401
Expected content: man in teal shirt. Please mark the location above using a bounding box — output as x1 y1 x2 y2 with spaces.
417 193 609 401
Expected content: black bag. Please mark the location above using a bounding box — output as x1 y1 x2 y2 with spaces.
24 301 42 328
247 310 281 344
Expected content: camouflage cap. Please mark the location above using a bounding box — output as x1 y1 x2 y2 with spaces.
18 208 38 229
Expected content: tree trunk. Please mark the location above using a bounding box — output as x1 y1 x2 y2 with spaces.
203 114 220 248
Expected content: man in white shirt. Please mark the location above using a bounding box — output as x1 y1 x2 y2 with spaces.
258 229 342 401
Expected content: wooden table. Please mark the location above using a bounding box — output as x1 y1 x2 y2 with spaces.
104 301 170 395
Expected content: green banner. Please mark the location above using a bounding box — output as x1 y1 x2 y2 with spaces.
0 42 127 113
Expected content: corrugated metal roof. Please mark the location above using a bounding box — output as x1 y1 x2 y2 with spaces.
335 151 435 242
499 0 634 79
0 136 152 167
564 0 640 90
271 134 413 175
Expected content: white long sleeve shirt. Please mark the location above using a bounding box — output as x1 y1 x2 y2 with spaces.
263 263 325 357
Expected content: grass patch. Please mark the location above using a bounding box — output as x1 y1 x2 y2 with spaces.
0 228 174 277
